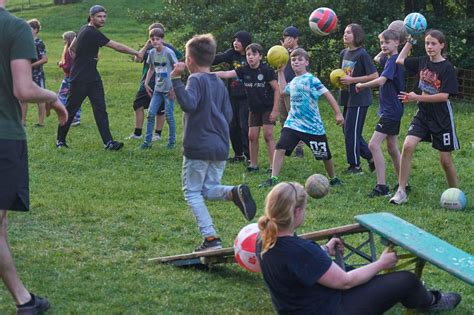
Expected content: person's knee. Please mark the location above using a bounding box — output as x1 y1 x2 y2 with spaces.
387 142 399 156
263 131 274 143
391 271 420 291
368 140 378 152
439 153 453 170
402 140 416 155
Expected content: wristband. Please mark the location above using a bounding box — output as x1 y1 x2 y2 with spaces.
409 38 417 45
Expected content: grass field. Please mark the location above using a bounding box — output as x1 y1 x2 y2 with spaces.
2 0 473 313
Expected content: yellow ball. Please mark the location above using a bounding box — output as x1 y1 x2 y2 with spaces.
267 45 289 68
329 69 346 89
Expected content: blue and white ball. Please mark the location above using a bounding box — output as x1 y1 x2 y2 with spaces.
403 12 427 35
440 188 467 210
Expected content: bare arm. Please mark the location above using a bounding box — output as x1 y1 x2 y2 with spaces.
134 41 150 62
11 59 68 125
277 68 287 94
373 51 384 64
68 37 77 59
323 91 344 125
31 54 48 68
318 249 397 290
214 70 237 79
144 66 154 96
270 80 280 122
396 41 413 65
105 40 139 56
340 71 379 85
356 76 387 90
399 91 449 103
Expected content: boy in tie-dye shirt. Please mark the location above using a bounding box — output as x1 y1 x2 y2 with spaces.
260 48 344 188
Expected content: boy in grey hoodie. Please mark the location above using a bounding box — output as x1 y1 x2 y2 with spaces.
171 34 257 252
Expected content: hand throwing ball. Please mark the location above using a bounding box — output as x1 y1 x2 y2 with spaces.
305 174 330 199
309 7 338 36
329 69 346 89
234 223 261 272
388 20 409 43
267 45 289 68
440 188 467 210
403 12 427 35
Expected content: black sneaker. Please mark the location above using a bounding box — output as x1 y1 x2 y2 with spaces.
368 185 391 198
266 168 272 174
227 155 247 164
16 294 50 315
194 237 222 252
104 140 124 151
247 166 259 173
231 184 256 221
330 177 343 186
56 141 68 149
368 159 376 172
418 291 461 312
259 176 279 188
343 165 363 175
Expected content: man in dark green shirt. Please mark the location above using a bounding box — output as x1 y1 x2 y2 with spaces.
0 1 67 313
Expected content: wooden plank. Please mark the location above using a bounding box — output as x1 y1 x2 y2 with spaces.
149 223 367 265
355 212 474 286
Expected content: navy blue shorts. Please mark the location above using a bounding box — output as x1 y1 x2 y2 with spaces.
375 117 401 136
0 139 29 211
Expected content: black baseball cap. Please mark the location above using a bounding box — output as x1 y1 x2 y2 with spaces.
89 5 106 16
283 26 300 38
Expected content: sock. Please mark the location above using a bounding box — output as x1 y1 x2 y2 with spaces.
155 129 162 136
134 128 142 136
17 294 34 308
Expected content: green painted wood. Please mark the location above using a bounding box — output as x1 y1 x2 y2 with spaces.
355 212 474 286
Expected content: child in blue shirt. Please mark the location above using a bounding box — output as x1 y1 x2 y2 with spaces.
141 28 178 149
260 48 344 187
356 29 405 197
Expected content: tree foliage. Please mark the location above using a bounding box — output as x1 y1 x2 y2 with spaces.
131 0 472 83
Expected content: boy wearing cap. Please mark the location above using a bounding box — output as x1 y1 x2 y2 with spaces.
280 26 305 157
213 31 252 163
56 5 139 150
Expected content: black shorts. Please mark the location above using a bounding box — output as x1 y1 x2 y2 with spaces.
407 101 460 152
0 139 29 211
33 75 45 88
276 127 332 160
375 117 401 136
249 111 275 127
133 83 164 115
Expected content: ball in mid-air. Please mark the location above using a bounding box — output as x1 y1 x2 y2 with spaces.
403 12 427 35
305 174 330 199
309 7 338 36
267 45 289 68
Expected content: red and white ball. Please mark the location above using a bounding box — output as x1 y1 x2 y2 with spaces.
234 223 261 273
309 7 338 36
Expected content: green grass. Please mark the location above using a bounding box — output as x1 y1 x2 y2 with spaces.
1 1 473 313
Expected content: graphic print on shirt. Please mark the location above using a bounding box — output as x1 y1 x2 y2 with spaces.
418 68 441 95
342 59 356 76
153 55 169 79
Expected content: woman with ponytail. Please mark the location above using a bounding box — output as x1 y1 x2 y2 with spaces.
256 182 461 314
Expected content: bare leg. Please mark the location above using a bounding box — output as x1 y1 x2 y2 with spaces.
439 151 458 187
271 149 286 177
323 159 336 178
398 136 422 191
263 124 275 167
386 135 401 182
20 102 28 126
135 107 144 129
37 103 46 125
369 131 388 185
248 126 260 168
0 210 30 305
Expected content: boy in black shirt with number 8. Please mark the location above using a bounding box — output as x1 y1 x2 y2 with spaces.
215 43 279 173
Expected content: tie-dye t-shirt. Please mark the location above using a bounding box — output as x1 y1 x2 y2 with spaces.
283 73 328 135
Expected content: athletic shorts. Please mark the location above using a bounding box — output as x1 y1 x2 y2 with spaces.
407 101 460 152
133 83 165 115
276 127 332 160
375 117 401 136
0 140 29 211
249 111 275 127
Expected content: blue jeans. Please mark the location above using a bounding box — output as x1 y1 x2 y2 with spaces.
182 157 233 238
144 91 175 146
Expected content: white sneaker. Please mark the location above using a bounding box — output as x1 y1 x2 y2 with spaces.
152 134 162 141
71 120 80 126
126 133 142 140
389 190 408 205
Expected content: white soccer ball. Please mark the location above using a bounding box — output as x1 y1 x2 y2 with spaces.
440 188 467 210
234 223 261 272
